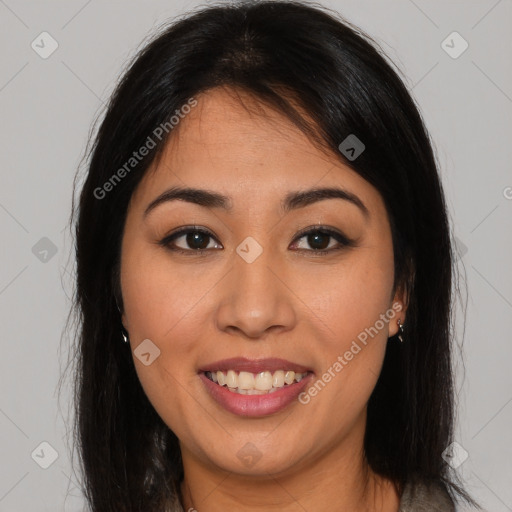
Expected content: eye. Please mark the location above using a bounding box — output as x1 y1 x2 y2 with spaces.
159 225 354 256
289 226 354 255
159 226 222 255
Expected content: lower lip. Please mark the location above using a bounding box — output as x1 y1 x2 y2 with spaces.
199 372 314 417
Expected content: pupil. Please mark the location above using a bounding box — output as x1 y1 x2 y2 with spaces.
309 232 329 250
187 232 209 250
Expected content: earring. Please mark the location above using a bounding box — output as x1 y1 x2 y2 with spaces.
121 327 129 344
397 319 405 343
115 297 129 344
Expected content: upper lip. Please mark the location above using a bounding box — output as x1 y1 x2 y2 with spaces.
199 357 312 374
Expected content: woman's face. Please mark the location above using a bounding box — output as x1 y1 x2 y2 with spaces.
120 87 406 478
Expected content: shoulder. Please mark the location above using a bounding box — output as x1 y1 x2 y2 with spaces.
399 479 455 512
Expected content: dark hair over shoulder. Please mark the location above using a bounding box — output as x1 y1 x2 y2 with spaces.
67 1 476 510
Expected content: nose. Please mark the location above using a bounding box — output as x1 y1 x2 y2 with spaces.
215 245 297 340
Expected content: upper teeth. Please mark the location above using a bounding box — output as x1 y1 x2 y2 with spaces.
207 370 307 394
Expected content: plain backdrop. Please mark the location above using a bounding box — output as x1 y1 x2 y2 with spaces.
0 1 511 510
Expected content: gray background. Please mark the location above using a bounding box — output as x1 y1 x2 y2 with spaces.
0 0 511 510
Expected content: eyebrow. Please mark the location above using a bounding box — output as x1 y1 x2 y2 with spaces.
143 185 369 219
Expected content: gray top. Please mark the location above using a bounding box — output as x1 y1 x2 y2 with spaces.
399 480 455 511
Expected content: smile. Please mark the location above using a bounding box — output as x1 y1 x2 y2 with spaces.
205 369 309 395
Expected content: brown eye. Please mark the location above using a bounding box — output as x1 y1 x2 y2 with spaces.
181 231 212 250
159 225 354 257
290 227 354 255
305 232 332 251
159 227 222 254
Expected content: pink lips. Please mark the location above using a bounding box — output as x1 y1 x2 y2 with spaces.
198 357 314 417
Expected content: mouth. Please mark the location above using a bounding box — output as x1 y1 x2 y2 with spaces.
198 357 314 417
203 369 311 395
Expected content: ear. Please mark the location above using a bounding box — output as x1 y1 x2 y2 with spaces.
388 283 409 338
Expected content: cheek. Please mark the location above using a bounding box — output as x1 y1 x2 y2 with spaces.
120 242 209 342
297 241 395 348
296 240 395 409
120 244 210 438
119 239 195 372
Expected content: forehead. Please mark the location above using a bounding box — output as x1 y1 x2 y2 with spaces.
132 87 382 214
166 87 334 178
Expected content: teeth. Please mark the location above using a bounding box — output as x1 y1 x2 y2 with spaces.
226 370 237 388
255 371 273 391
206 369 308 394
272 370 285 388
284 371 295 385
238 371 255 390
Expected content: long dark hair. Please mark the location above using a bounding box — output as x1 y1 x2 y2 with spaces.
66 0 476 509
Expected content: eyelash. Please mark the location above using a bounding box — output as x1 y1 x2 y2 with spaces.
158 225 355 257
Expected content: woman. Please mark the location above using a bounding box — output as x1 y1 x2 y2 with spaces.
70 1 478 510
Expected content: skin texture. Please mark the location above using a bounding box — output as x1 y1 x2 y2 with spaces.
120 86 408 511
